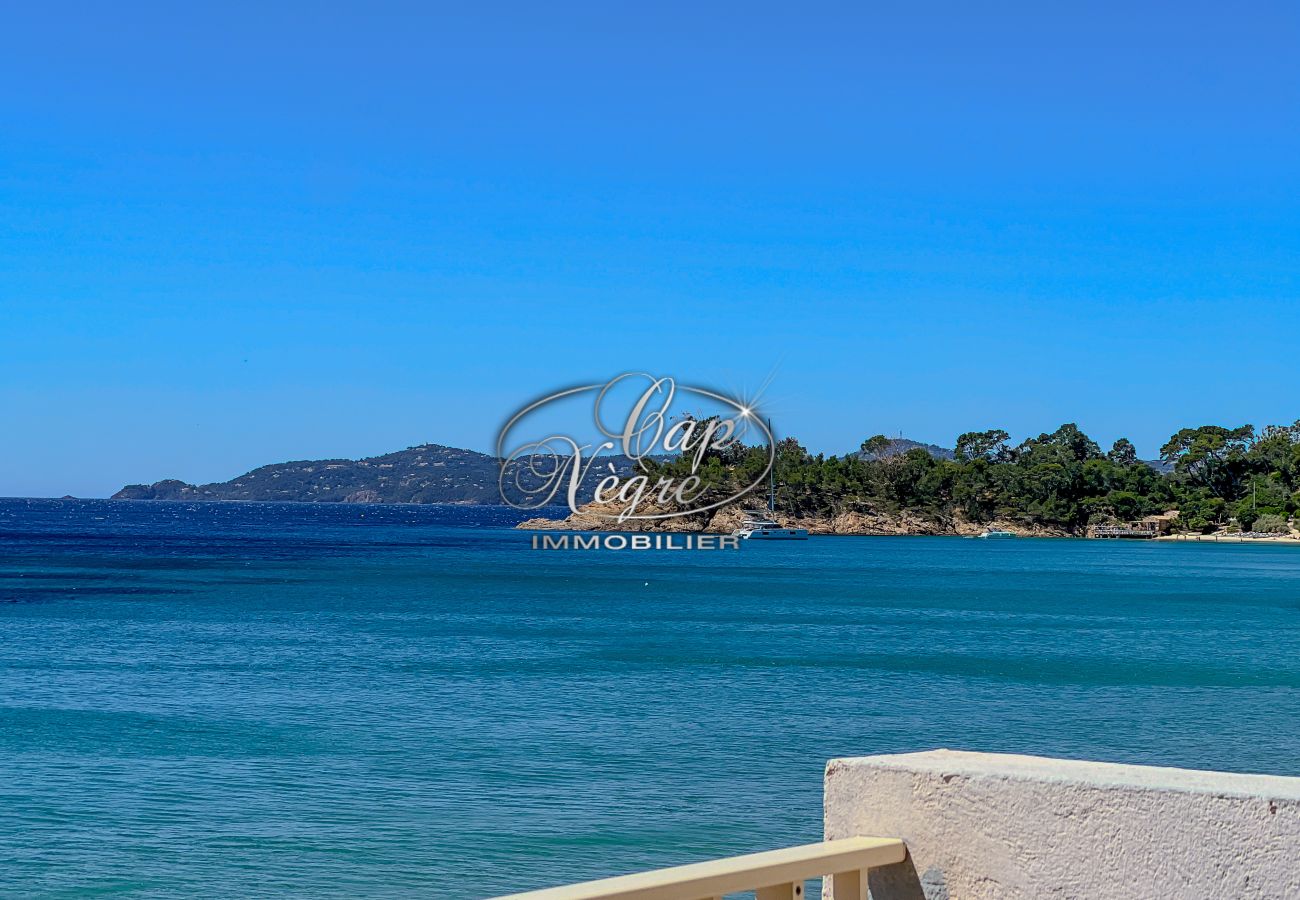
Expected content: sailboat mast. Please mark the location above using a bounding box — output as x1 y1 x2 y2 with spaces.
768 418 775 513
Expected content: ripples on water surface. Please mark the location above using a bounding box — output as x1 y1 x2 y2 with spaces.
3 499 1299 896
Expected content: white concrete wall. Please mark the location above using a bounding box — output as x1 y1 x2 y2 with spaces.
823 750 1300 900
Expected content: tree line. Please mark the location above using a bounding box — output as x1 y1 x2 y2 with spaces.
649 421 1300 534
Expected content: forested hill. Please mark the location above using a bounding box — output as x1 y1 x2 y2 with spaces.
113 444 510 504
851 437 955 461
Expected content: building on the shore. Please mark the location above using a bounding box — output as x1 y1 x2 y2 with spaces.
1087 510 1178 539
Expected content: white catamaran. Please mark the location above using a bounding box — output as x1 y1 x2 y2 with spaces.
734 426 809 540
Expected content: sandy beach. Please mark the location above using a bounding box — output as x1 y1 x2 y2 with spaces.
1156 532 1300 545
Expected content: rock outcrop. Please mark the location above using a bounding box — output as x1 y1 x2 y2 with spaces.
516 501 1070 537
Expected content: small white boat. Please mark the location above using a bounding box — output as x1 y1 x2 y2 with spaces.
977 529 1016 539
734 424 809 540
734 510 809 540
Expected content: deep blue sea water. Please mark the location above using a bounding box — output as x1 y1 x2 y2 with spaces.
3 498 1300 898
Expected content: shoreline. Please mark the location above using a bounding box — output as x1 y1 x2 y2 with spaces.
1155 532 1300 545
518 506 1300 544
12 497 1300 544
518 527 1300 544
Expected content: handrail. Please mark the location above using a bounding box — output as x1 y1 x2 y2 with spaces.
487 836 907 900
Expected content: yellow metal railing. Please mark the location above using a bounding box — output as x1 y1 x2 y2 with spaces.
488 836 907 900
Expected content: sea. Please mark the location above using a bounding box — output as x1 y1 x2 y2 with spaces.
3 498 1299 897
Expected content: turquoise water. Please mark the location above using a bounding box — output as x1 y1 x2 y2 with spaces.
4 499 1300 897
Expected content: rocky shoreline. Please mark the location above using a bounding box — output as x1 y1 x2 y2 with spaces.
516 501 1071 538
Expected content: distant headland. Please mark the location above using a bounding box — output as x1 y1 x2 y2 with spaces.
112 443 640 506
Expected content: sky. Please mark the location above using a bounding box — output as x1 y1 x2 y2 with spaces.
2 1 1298 497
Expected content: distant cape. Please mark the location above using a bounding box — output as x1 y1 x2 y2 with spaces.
111 443 641 505
112 443 508 504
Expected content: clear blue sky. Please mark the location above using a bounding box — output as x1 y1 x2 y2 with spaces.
2 1 1298 497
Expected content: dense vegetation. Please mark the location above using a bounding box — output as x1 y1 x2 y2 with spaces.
649 422 1300 535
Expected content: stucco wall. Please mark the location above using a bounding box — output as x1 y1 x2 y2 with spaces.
823 749 1300 899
